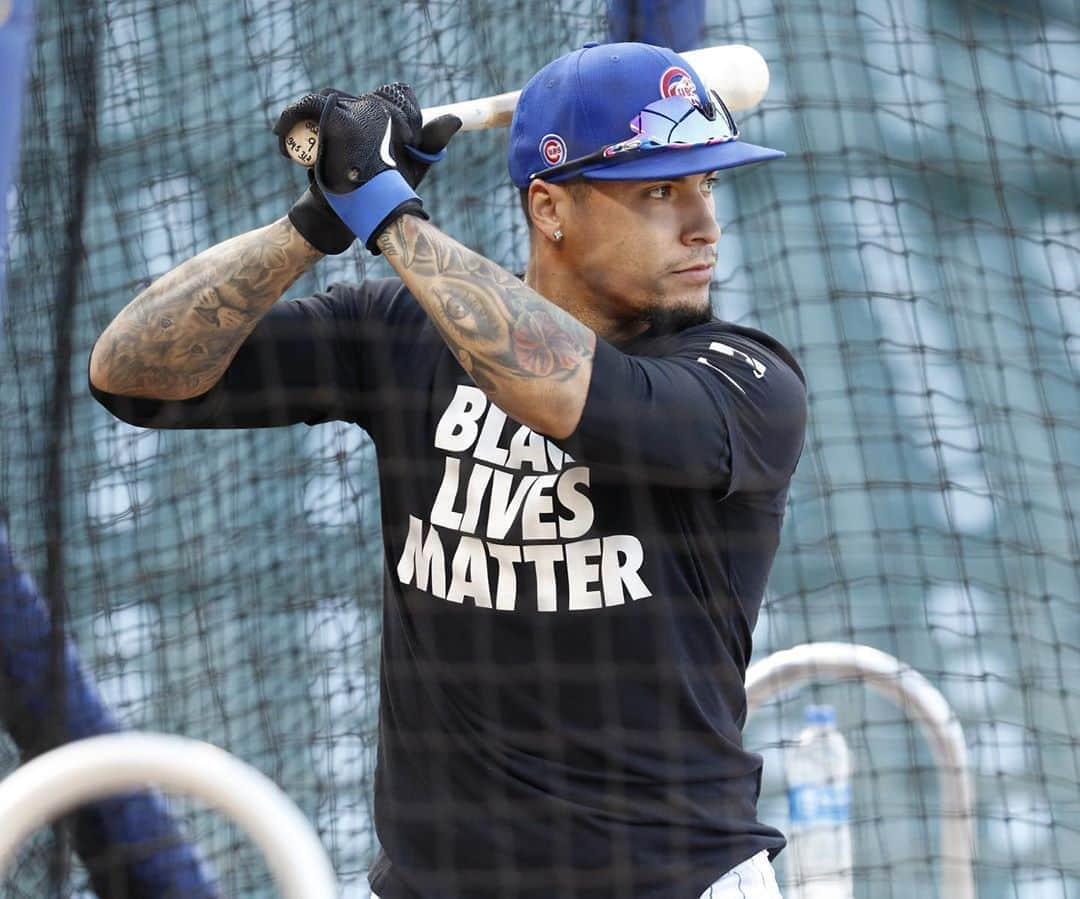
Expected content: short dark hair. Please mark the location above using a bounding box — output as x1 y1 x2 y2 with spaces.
518 178 591 229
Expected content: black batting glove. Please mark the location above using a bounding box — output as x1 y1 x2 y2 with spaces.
313 84 461 253
317 84 462 190
274 89 358 255
274 86 460 255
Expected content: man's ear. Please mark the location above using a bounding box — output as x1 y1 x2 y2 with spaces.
528 180 573 242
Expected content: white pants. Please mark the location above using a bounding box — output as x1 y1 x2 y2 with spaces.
369 850 782 899
700 851 783 899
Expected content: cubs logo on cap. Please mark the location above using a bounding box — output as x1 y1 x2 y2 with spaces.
540 134 567 167
659 66 700 102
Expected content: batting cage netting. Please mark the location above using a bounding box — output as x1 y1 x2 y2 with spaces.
1 0 1077 896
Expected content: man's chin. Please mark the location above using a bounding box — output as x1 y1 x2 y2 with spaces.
643 296 713 335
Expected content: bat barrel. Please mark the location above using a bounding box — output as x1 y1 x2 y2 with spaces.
682 44 769 113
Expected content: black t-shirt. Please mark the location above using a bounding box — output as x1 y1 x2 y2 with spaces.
91 278 807 899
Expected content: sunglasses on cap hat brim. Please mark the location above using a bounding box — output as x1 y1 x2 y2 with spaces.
529 90 783 183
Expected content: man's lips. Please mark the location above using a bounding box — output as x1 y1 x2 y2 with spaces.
671 257 716 273
670 260 716 282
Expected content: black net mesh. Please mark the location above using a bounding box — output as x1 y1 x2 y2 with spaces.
1 0 1077 897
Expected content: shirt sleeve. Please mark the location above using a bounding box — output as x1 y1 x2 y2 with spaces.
89 280 394 431
561 323 808 495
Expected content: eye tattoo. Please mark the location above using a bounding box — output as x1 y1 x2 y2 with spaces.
445 296 469 321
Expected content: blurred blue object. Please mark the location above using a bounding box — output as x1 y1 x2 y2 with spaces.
0 520 221 898
0 0 35 323
607 0 704 50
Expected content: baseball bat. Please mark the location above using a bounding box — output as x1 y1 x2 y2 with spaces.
283 43 770 167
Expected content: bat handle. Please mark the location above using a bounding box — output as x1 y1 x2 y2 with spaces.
284 120 319 167
284 121 448 169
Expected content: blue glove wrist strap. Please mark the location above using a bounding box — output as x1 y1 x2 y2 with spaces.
406 144 447 164
322 169 419 245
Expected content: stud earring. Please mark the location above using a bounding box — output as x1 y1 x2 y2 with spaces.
553 228 564 242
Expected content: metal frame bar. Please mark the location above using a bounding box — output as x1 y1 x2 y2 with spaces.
746 641 975 899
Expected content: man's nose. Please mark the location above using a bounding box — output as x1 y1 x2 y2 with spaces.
683 193 721 245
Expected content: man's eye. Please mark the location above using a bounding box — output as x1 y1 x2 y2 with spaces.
702 178 718 194
648 185 672 199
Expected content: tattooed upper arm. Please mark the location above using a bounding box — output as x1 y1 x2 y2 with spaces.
376 216 594 437
91 218 322 400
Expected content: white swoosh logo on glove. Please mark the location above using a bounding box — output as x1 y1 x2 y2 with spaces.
379 120 396 168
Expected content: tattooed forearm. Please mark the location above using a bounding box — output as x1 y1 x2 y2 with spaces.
89 217 323 400
377 216 595 437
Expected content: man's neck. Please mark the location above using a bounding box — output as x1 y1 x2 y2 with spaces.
524 256 648 346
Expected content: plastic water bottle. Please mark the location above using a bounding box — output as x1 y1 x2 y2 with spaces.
785 705 854 899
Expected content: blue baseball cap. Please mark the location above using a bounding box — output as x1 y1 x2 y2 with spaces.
508 41 784 188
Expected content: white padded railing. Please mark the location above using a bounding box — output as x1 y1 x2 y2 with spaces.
0 732 338 898
746 641 976 899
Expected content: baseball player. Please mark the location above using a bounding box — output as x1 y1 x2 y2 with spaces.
89 42 806 899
